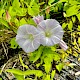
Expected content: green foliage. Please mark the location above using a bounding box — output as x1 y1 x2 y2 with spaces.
29 46 44 63
0 9 5 18
68 20 73 31
0 18 10 28
53 52 61 61
10 38 19 49
6 69 43 77
43 62 52 73
78 37 80 44
24 70 43 77
19 54 28 69
62 22 67 29
72 16 76 23
27 18 36 26
76 13 80 21
14 74 24 80
1 0 79 80
25 0 40 16
77 25 80 31
29 46 62 79
20 18 27 25
41 48 55 73
56 63 64 72
12 0 20 9
44 74 50 80
65 5 79 17
48 0 55 6
6 69 23 75
0 78 2 80
51 70 56 80
9 0 27 17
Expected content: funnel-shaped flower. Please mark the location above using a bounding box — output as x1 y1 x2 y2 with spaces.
33 15 44 24
16 25 40 53
59 40 68 51
37 19 64 46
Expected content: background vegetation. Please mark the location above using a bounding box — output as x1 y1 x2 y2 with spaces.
0 0 80 80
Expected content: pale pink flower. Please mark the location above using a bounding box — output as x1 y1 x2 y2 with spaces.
16 24 41 53
37 19 64 46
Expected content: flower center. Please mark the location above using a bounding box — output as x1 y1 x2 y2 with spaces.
28 34 34 40
45 31 51 37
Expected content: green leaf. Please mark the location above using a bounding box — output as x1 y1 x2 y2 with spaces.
39 2 45 5
78 37 80 44
51 70 56 80
42 48 54 63
12 0 20 8
27 18 35 26
6 69 43 77
20 0 24 2
16 8 27 16
0 18 10 28
0 78 2 80
0 9 5 18
77 25 80 31
60 0 67 2
44 75 50 80
48 0 55 6
43 62 51 73
29 46 44 63
20 18 27 26
72 16 76 23
14 74 24 80
76 13 80 21
46 13 50 19
14 18 20 27
68 20 73 31
28 2 40 16
66 5 79 17
24 70 43 77
56 63 64 72
19 54 28 69
62 22 68 29
10 38 18 49
30 0 35 7
41 48 55 73
8 6 16 17
36 63 41 68
69 0 80 5
50 46 56 51
53 52 60 61
6 69 24 75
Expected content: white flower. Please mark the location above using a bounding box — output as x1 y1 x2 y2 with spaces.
37 19 64 46
33 15 44 24
59 40 68 51
16 24 40 53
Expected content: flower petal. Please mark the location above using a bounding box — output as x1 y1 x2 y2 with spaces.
50 36 61 44
40 34 53 46
59 40 68 51
17 24 28 36
33 15 44 24
16 37 26 47
45 19 59 30
37 20 46 31
22 39 40 53
26 25 39 35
